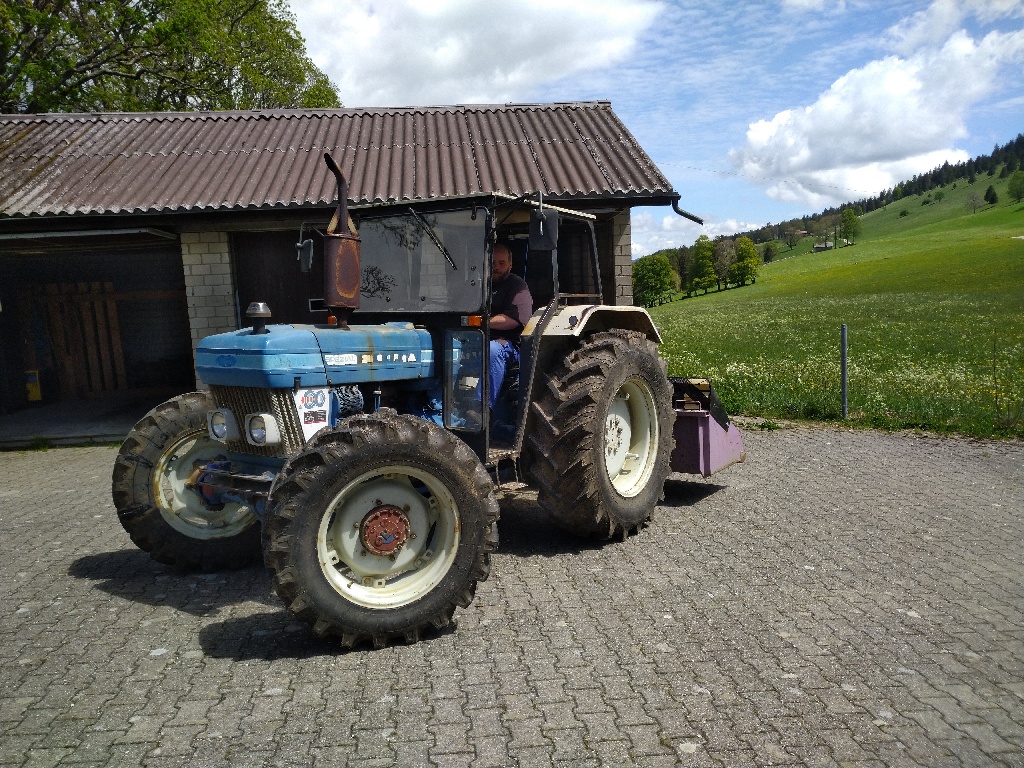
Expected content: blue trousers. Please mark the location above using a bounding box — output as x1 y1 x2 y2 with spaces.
489 340 519 409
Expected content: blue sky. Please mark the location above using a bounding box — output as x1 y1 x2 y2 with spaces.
290 0 1024 255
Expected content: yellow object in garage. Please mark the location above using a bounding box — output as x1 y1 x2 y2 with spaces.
25 370 42 401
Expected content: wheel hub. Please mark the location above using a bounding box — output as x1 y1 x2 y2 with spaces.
360 505 411 556
605 413 626 459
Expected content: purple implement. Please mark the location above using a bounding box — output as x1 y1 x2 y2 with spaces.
669 378 746 478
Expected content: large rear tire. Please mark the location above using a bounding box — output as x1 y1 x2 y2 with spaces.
527 331 674 539
262 410 499 648
111 392 262 571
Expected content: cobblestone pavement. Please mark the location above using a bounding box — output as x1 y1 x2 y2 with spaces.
1 427 1022 768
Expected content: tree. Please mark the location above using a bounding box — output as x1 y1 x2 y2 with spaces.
784 228 801 249
728 236 762 286
713 238 735 290
689 235 716 295
761 242 778 264
840 208 861 246
966 191 983 213
675 245 692 290
631 254 675 308
1008 170 1024 203
1 0 341 113
984 185 999 205
648 247 686 291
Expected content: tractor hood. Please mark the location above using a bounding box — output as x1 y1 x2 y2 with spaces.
196 323 435 389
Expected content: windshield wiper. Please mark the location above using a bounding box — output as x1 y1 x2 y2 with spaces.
408 208 457 270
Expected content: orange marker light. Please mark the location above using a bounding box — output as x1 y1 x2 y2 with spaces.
462 315 483 327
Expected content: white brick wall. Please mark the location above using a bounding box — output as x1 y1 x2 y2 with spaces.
180 232 237 386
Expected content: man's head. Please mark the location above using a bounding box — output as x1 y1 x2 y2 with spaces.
492 244 512 283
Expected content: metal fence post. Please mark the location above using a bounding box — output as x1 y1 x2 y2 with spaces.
841 324 848 419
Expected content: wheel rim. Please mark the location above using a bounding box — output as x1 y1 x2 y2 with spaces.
603 377 659 497
317 464 461 609
152 429 256 540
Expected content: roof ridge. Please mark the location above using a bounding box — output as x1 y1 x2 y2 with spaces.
0 101 614 123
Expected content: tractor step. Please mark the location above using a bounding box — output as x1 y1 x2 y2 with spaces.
495 481 529 494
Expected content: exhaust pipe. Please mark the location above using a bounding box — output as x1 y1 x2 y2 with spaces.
322 152 361 329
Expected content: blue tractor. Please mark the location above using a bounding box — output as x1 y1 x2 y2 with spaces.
111 154 744 648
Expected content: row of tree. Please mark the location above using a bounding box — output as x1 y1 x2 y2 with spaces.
733 134 1024 246
1 0 341 113
633 235 762 307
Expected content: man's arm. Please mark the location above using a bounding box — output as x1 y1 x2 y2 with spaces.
490 274 533 341
489 313 520 331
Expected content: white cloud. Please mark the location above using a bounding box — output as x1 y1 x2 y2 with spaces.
886 0 966 53
630 209 765 257
889 0 1024 53
780 0 835 11
729 4 1024 208
291 0 661 106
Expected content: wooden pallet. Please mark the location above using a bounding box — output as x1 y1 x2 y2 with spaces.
39 282 128 398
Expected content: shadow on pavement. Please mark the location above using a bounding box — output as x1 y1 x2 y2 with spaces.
495 479 726 555
495 493 604 558
68 550 276 616
197 613 458 660
196 612 341 660
661 477 726 507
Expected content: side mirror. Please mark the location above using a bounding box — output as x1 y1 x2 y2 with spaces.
529 209 559 251
297 239 314 272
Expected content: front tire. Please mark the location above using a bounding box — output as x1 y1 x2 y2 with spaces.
111 392 261 571
262 410 499 648
528 331 674 539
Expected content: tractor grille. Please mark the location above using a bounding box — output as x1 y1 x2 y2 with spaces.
209 385 304 458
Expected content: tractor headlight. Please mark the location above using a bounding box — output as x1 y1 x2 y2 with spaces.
207 409 239 441
245 413 281 446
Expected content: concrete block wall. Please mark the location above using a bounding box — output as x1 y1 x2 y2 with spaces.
180 232 238 384
419 259 448 307
612 210 633 306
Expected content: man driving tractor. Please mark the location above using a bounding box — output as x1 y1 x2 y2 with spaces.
487 243 532 409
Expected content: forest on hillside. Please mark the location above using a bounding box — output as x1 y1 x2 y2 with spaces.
633 134 1024 307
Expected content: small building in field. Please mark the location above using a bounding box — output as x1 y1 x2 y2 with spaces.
0 102 681 412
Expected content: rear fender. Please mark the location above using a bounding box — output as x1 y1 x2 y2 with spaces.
523 305 662 344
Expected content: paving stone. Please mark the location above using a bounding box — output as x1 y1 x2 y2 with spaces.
0 430 1020 766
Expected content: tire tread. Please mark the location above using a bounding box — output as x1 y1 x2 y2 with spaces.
527 332 673 539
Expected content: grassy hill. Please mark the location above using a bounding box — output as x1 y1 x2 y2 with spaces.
649 173 1024 438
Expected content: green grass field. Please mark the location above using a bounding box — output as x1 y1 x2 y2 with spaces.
649 173 1024 438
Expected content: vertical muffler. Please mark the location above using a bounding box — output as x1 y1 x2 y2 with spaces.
322 153 360 328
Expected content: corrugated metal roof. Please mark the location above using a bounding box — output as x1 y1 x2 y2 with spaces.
0 102 674 219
